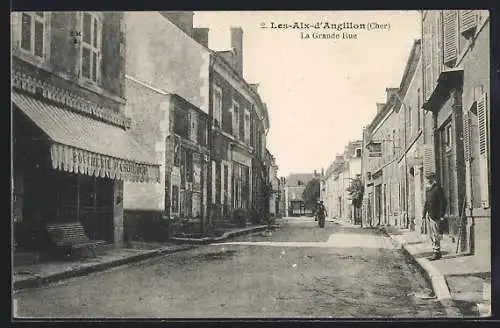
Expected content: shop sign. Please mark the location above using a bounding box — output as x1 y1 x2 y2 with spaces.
50 143 160 183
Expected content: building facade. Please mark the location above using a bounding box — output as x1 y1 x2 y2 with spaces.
395 39 427 232
208 27 270 225
322 156 345 220
285 172 320 216
363 89 401 227
421 10 490 255
123 12 211 238
11 12 160 252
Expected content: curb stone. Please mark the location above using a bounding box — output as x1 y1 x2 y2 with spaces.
170 225 270 245
378 227 465 317
13 245 196 291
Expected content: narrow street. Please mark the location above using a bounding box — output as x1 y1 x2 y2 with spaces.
14 217 450 318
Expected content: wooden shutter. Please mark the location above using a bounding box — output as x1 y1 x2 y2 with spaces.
462 110 472 162
477 92 489 208
443 10 458 67
433 12 442 86
460 10 477 36
423 144 436 177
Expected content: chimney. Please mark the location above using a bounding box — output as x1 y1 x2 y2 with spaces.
193 27 209 48
314 169 317 176
230 27 243 76
386 87 399 102
376 103 386 113
160 11 194 37
321 168 324 176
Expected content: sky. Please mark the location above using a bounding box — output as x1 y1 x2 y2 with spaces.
193 11 421 178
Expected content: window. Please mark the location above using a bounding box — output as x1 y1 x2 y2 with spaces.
250 116 255 147
197 116 208 146
80 12 102 83
355 148 362 158
173 107 190 138
244 108 251 144
171 185 179 214
232 101 240 138
20 12 47 58
212 85 223 128
444 124 452 150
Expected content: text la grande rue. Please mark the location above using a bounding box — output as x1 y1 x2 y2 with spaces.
301 31 358 40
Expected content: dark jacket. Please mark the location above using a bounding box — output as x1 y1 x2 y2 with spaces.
422 183 446 221
315 204 327 217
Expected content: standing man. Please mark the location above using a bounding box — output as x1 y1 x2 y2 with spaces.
422 173 446 260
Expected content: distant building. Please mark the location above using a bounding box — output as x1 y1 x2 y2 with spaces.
322 141 362 223
284 171 321 216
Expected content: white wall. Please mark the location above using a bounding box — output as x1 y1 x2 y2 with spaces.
125 12 210 113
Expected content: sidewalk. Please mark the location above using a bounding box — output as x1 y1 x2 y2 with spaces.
13 243 195 291
380 225 491 317
13 224 275 291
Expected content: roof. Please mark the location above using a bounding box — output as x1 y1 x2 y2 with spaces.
286 173 316 187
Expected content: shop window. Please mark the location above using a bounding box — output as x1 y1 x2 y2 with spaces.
80 12 102 83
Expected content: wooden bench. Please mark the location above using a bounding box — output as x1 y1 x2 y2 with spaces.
46 222 106 258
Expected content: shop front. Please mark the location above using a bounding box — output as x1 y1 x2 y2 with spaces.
12 91 160 253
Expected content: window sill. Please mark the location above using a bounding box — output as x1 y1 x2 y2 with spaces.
14 48 53 73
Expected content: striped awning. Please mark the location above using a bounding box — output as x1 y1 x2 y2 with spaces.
12 91 160 184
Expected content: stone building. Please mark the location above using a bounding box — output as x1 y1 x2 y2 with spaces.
421 10 490 255
363 89 401 227
11 12 160 254
207 26 270 225
123 12 211 238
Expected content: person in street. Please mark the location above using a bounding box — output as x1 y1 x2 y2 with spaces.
422 173 446 261
315 201 327 221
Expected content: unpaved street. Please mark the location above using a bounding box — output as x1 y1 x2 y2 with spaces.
14 217 450 318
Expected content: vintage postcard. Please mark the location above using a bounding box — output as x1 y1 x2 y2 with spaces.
11 10 491 319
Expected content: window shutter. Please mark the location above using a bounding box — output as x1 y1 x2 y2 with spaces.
477 92 489 208
443 10 458 67
460 10 477 36
463 110 472 162
423 144 436 177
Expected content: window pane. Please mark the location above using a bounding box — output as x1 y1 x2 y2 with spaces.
34 21 44 57
93 18 98 48
21 14 32 51
82 46 91 78
92 51 97 81
83 13 92 44
35 12 44 18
